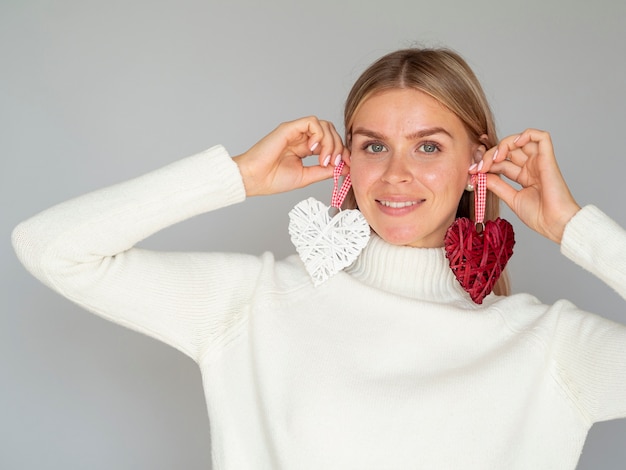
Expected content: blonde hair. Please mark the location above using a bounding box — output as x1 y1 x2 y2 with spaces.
343 47 510 296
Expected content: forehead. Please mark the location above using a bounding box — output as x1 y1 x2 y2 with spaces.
352 88 467 136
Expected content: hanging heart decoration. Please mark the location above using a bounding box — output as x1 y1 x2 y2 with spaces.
444 173 515 304
289 162 370 286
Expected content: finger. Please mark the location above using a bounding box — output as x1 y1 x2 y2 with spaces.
499 147 530 169
340 147 351 173
303 116 326 151
502 129 564 187
469 144 498 174
280 116 326 158
270 117 327 165
476 133 536 174
488 160 524 185
299 162 336 187
328 121 347 167
494 138 525 165
484 173 519 212
508 129 557 166
470 141 521 175
316 121 336 167
317 120 344 167
512 128 552 150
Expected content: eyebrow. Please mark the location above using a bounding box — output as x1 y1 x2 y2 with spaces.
352 126 453 140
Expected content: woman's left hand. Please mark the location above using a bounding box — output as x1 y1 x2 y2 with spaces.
472 129 581 244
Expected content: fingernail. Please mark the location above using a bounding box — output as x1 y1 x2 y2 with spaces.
322 155 331 167
334 154 342 166
469 163 478 171
310 142 319 152
513 135 520 143
492 149 499 161
477 160 484 171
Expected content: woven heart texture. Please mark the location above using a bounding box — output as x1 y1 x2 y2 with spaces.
289 197 370 286
444 217 515 304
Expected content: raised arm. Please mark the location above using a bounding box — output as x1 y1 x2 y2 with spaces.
474 129 626 422
12 146 257 361
473 128 625 299
12 119 348 363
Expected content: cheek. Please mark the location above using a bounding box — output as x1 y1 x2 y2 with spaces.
348 161 375 196
419 165 468 205
420 165 465 189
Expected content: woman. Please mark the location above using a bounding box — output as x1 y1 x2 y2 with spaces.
12 48 626 469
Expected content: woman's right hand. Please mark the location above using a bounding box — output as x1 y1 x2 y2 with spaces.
232 116 348 196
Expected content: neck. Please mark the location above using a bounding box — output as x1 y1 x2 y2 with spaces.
345 234 474 305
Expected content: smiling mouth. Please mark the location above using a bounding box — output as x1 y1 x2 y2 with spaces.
377 200 421 208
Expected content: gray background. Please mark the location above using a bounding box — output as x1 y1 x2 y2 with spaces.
2 0 625 468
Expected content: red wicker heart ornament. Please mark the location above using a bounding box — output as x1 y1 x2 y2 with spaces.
444 174 515 304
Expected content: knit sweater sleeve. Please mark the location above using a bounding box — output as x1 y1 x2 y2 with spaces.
12 145 261 362
561 205 626 300
556 205 626 423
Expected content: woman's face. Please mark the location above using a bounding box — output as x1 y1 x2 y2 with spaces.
346 88 481 248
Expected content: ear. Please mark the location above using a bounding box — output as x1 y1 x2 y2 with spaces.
472 133 490 163
343 133 353 167
478 133 490 146
344 150 352 168
472 143 487 164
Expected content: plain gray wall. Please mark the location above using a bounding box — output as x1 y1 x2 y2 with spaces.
2 0 625 468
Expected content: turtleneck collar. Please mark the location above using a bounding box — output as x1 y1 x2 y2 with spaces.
344 233 475 306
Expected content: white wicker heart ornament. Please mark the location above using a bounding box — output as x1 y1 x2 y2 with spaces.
288 162 370 286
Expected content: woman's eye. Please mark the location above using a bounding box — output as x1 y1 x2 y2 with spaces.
419 143 439 154
365 143 386 153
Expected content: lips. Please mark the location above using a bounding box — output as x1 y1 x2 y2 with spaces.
375 198 425 217
378 200 418 208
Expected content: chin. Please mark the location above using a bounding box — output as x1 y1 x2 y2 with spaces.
375 228 425 247
374 224 446 248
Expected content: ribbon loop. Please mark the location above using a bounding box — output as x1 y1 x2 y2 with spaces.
331 161 352 209
473 173 487 225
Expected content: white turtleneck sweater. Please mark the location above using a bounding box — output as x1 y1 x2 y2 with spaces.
12 145 626 470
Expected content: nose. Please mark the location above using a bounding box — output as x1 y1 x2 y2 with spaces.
381 152 414 184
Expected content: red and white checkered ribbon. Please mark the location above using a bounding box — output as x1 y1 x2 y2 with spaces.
473 173 487 224
331 161 352 209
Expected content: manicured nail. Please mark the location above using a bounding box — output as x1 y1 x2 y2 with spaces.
492 149 499 161
477 160 484 171
513 135 520 143
322 155 331 167
334 154 342 166
310 142 319 152
469 163 478 171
